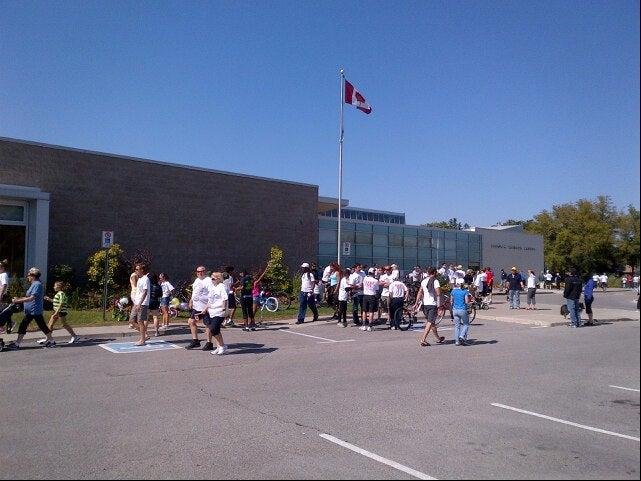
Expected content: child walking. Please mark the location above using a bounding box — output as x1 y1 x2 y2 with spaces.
41 281 80 344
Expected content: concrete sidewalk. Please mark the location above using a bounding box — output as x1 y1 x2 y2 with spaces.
476 305 639 327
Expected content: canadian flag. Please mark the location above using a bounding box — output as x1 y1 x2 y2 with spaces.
344 79 372 114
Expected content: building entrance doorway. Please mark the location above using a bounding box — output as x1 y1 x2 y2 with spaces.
0 200 28 277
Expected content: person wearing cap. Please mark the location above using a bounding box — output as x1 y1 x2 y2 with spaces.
564 268 583 328
296 263 318 324
505 267 525 309
390 264 400 281
361 268 380 331
5 267 55 350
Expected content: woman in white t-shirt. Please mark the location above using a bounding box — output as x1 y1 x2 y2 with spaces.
526 270 537 310
159 273 174 329
336 268 351 328
205 272 229 355
0 259 9 303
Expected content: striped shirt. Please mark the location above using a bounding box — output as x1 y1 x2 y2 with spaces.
53 291 68 315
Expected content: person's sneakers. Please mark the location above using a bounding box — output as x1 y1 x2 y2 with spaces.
295 320 304 324
250 325 257 331
366 326 372 332
359 326 367 331
214 345 228 355
186 339 201 349
342 322 347 328
202 342 214 351
36 338 48 344
455 341 461 346
436 336 445 344
458 338 468 346
6 320 14 333
68 336 80 344
5 341 19 350
43 340 56 348
223 319 233 327
243 326 250 332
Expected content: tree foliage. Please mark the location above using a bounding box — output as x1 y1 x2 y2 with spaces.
86 243 127 293
263 245 291 293
525 196 640 274
421 218 470 230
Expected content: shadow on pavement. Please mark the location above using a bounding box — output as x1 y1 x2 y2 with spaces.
226 342 278 355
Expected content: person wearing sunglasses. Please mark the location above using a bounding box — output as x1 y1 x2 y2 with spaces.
186 266 213 349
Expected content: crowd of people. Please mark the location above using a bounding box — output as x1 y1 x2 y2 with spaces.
1 255 637 351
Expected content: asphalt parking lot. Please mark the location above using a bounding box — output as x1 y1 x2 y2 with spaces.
1 315 639 480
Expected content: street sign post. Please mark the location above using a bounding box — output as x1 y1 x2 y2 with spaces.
101 231 114 321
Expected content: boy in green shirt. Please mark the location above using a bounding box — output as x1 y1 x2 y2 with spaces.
41 281 80 344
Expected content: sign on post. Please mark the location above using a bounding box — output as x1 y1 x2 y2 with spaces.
102 231 114 248
342 241 351 256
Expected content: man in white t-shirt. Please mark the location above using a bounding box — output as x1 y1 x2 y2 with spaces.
186 266 214 349
413 267 446 347
438 264 447 277
474 270 487 295
130 263 151 347
390 264 400 281
378 266 393 322
361 268 380 331
388 278 408 329
349 264 365 325
455 266 466 286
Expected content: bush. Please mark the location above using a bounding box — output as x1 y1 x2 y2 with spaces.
608 275 622 288
264 246 291 293
50 264 74 290
291 274 302 296
86 244 126 293
8 277 27 299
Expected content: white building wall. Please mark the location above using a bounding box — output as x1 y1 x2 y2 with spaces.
473 226 544 275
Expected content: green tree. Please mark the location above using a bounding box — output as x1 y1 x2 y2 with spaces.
421 218 468 230
86 243 126 293
615 205 641 269
263 245 291 293
527 196 625 274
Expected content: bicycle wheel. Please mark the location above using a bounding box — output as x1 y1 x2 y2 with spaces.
265 297 278 312
468 304 477 324
396 308 412 331
276 292 292 310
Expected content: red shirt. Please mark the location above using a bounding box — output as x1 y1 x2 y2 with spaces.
485 271 494 286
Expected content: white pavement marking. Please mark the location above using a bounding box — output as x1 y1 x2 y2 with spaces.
492 403 640 442
530 326 548 329
609 385 641 393
317 340 356 344
278 330 354 344
319 433 437 480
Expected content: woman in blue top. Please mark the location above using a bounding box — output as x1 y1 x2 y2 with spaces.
6 267 55 350
451 283 473 346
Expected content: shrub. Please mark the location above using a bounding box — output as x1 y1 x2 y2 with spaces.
264 246 291 293
49 264 74 290
86 244 126 293
8 277 27 299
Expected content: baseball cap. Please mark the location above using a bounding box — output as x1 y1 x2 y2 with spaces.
301 262 310 268
368 268 375 274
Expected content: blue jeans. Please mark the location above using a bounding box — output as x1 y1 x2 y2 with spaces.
566 299 581 327
352 293 363 323
297 292 318 322
508 290 521 309
453 308 470 341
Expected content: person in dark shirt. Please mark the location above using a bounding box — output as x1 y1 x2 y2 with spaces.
505 267 525 309
563 268 583 328
582 275 597 326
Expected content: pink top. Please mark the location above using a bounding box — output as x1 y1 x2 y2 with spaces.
252 281 261 297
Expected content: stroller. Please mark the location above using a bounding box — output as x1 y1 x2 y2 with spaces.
0 303 22 351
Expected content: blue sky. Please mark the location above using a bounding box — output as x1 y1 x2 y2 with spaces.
1 0 639 226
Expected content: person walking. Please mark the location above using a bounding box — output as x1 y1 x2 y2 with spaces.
296 263 318 324
147 273 163 337
599 273 608 292
378 265 393 323
564 268 583 328
186 266 212 349
414 267 446 347
239 269 255 332
40 281 79 344
128 267 138 330
0 259 10 333
159 273 174 330
525 270 537 310
5 268 55 350
505 267 525 309
583 274 597 326
205 272 228 355
222 266 238 327
499 269 507 293
485 267 494 303
451 283 473 346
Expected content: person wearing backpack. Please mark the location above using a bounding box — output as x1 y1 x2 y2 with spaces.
147 273 163 336
413 267 446 347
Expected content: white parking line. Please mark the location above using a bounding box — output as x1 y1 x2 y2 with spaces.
492 403 640 442
278 330 354 344
319 433 437 480
610 385 641 393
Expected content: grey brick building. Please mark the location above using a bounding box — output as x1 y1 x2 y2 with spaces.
0 137 318 285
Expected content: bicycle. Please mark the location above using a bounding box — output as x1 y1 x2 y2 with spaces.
394 306 419 331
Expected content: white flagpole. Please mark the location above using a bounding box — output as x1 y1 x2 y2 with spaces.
338 69 345 267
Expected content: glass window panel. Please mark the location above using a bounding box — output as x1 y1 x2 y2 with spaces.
373 258 388 266
457 232 468 241
403 236 417 247
0 205 25 222
341 222 355 231
340 231 355 243
355 232 372 244
373 234 388 246
418 236 431 247
444 250 456 259
355 223 372 232
318 243 337 256
444 239 456 250
355 245 372 257
373 224 388 233
317 256 333 267
388 234 403 246
404 247 418 259
319 229 337 243
403 227 417 236
388 246 403 258
388 226 403 234
318 219 336 230
355 257 372 266
373 246 388 257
